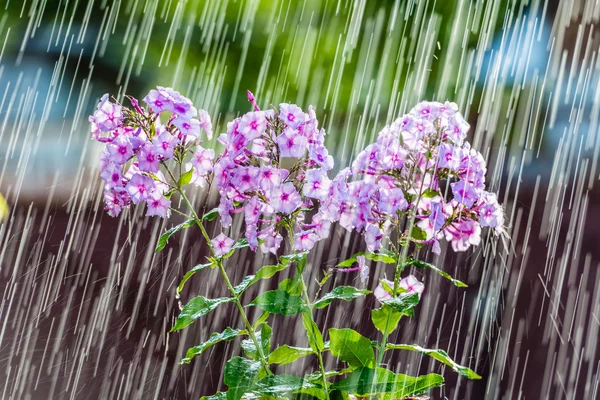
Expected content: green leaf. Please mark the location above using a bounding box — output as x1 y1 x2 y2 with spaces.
331 367 444 396
202 207 219 221
252 311 270 330
381 292 420 317
380 373 445 399
171 296 234 331
385 344 481 379
313 286 371 309
252 374 321 396
200 392 226 400
177 263 214 295
249 290 307 315
269 345 314 366
234 264 288 296
409 226 427 241
404 259 468 288
328 328 375 368
155 219 197 252
181 327 246 363
278 278 303 296
302 312 325 352
241 324 272 360
336 250 396 267
422 188 439 198
280 252 309 273
371 305 403 335
224 357 262 400
178 167 194 186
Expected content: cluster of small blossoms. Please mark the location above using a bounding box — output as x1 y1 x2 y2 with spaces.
213 94 334 254
90 88 213 218
322 101 504 254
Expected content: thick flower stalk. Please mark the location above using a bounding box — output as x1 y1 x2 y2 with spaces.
90 87 274 375
212 93 336 396
331 100 504 370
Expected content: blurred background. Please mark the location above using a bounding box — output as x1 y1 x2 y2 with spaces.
1 0 599 399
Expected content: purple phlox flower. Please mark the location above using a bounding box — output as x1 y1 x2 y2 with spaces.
303 169 332 200
104 187 131 217
445 113 469 145
247 90 260 111
410 101 441 121
271 182 302 214
126 173 155 204
259 230 283 254
93 94 123 132
106 135 133 164
309 213 331 239
258 166 287 192
451 180 478 208
444 219 481 252
244 196 261 227
172 116 202 138
308 143 334 171
137 143 160 173
294 229 319 251
153 130 179 159
279 103 307 129
143 88 173 114
211 233 235 257
233 166 260 194
364 223 383 252
378 187 408 214
374 279 394 303
101 163 124 189
251 138 268 157
198 109 213 139
357 255 369 283
190 146 215 176
381 143 407 170
161 87 197 118
239 111 267 141
146 191 171 218
477 192 504 229
437 143 461 170
399 275 425 299
277 127 308 158
218 196 234 227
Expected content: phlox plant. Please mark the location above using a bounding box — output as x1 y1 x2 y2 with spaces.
91 87 503 400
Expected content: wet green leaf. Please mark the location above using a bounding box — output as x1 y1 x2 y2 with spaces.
404 259 467 287
171 296 234 331
313 286 371 309
409 226 427 241
177 262 214 295
178 167 194 186
269 345 314 366
328 328 375 368
278 278 303 296
181 327 246 363
249 290 307 315
202 207 219 221
155 219 197 252
224 357 261 400
336 250 396 267
302 312 325 352
241 324 272 360
234 264 288 296
331 367 444 396
381 292 420 317
385 344 481 379
371 305 403 335
252 375 321 397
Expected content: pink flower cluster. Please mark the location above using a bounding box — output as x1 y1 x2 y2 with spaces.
213 98 334 254
320 101 504 253
90 88 212 218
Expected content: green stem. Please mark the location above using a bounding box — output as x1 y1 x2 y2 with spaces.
174 179 272 375
288 232 330 399
376 153 432 367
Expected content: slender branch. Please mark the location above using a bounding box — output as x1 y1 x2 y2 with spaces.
167 161 272 375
